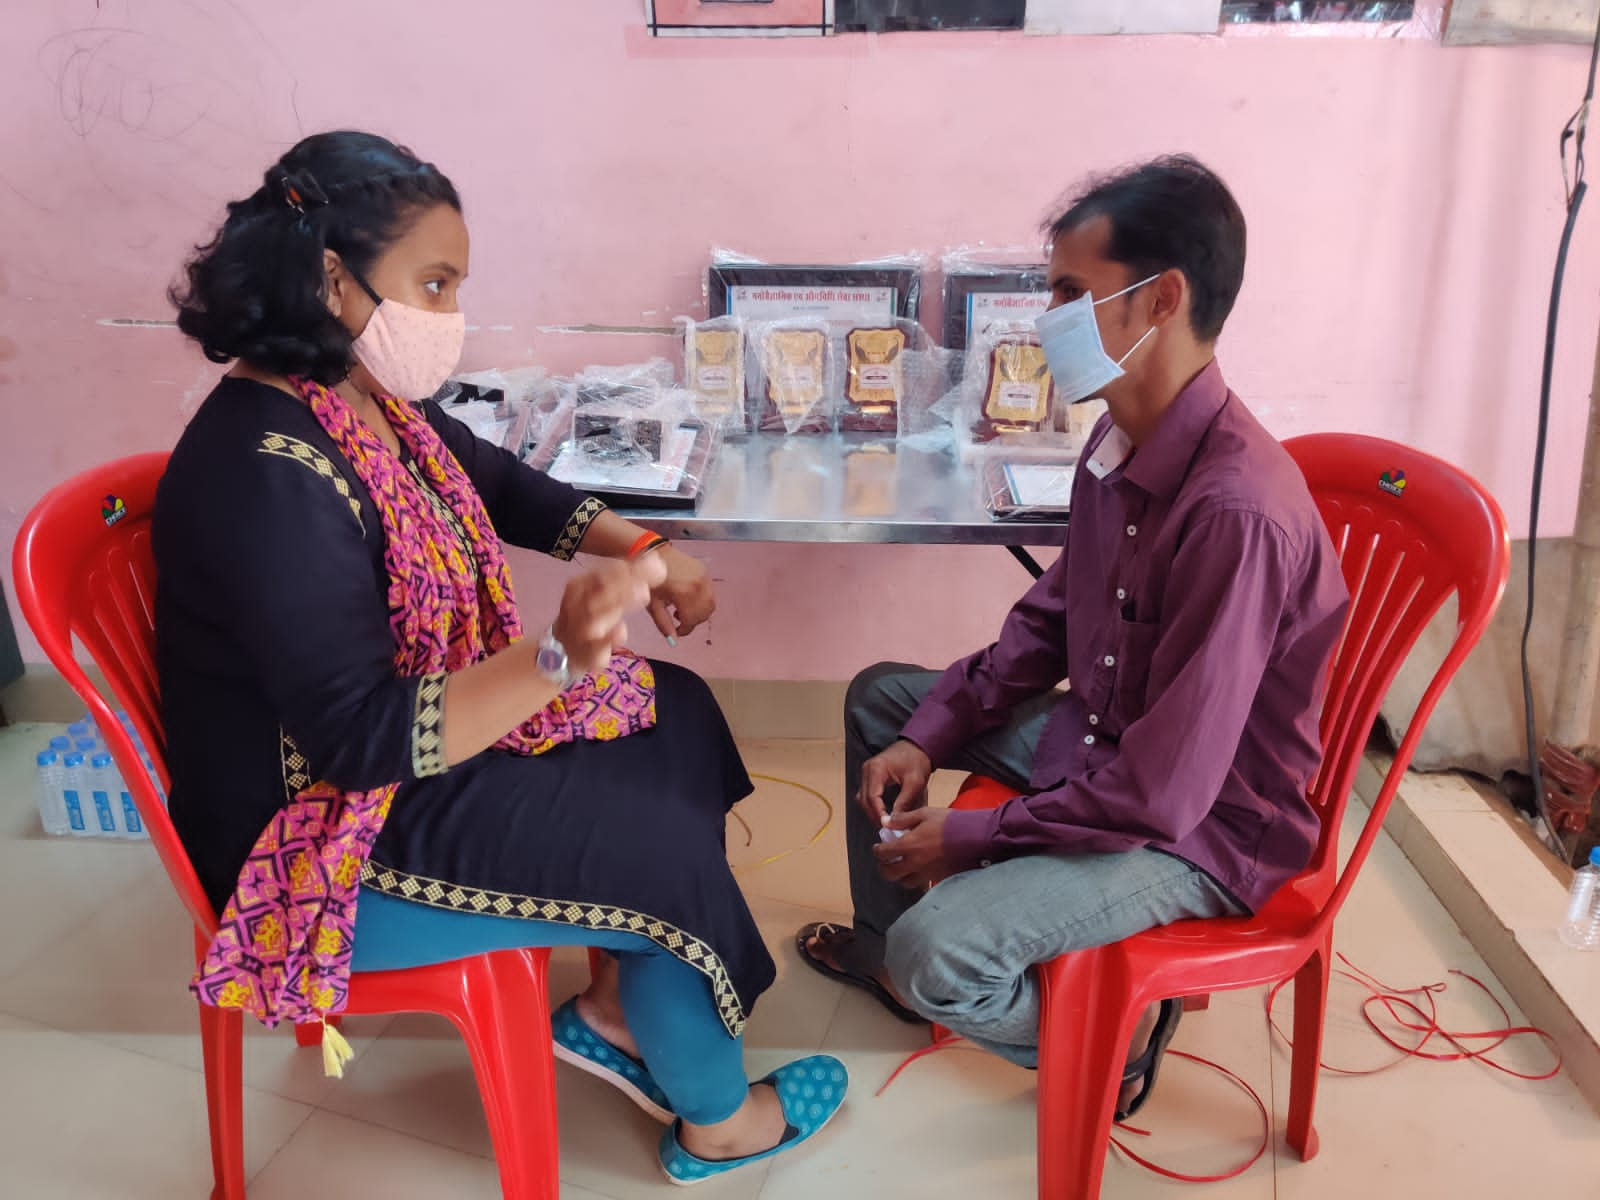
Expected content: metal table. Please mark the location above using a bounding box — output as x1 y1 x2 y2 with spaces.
611 432 1066 577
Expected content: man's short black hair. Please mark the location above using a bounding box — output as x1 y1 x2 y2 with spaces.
1045 155 1246 343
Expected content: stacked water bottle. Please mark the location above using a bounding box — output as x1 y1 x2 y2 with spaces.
33 712 163 839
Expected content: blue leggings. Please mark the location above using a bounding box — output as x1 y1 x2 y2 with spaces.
351 890 750 1124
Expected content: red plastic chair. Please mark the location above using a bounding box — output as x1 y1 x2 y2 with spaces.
946 434 1509 1198
12 453 562 1200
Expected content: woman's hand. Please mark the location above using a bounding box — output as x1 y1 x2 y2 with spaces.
553 556 668 677
646 545 716 641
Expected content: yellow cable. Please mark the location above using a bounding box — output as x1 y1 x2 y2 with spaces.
731 772 835 873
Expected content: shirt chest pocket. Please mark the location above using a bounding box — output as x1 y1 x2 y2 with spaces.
1107 618 1161 732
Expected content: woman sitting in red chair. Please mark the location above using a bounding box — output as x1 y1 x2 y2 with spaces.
157 130 844 1186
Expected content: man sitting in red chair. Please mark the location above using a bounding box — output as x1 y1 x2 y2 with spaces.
798 156 1349 1118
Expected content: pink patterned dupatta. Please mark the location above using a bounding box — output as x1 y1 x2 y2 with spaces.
191 379 656 1070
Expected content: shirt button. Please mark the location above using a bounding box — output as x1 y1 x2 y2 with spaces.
1083 734 1096 746
979 859 993 868
1104 655 1116 667
1116 588 1127 601
1126 524 1138 537
1088 714 1100 726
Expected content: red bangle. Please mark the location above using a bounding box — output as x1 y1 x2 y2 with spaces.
627 532 669 561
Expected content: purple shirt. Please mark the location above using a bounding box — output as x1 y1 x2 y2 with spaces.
904 361 1349 912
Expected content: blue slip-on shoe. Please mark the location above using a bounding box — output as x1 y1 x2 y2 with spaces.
657 1054 848 1186
550 997 674 1123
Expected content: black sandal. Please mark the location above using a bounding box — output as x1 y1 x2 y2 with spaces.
1115 998 1182 1121
795 921 928 1025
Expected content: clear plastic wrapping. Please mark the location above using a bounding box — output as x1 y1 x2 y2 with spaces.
938 309 1106 475
501 375 576 458
680 316 750 437
525 365 718 510
896 348 960 442
1221 3 1439 39
839 317 945 435
1057 396 1109 447
574 359 676 405
939 251 1050 352
436 366 551 449
750 320 835 435
960 321 1057 442
979 452 1077 523
840 324 907 434
729 316 960 438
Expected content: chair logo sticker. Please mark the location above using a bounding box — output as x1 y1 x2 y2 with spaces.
102 494 128 527
1378 470 1407 498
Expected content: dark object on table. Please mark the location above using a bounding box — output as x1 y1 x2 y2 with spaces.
1221 2 1413 22
0 585 21 725
1539 741 1600 862
836 0 1025 32
531 421 716 511
708 262 921 323
575 413 664 464
443 381 507 407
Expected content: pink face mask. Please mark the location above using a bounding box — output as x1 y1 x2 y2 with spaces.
347 270 465 402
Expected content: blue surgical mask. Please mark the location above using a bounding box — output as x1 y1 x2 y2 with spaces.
1034 275 1159 404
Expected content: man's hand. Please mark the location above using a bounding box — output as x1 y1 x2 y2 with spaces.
872 807 954 890
858 739 933 825
645 545 716 641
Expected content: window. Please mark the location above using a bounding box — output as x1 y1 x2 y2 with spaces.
835 1 1025 32
1221 2 1415 21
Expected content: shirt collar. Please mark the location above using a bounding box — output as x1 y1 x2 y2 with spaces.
1089 359 1229 498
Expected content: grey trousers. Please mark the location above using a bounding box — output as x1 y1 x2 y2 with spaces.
845 662 1245 1068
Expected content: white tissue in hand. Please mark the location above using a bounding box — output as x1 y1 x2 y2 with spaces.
878 826 906 842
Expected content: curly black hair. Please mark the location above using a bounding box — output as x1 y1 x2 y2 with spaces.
171 131 461 385
1045 155 1246 344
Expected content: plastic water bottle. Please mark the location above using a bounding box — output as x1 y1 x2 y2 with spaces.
88 754 120 836
49 735 71 755
60 752 90 836
112 758 145 839
35 751 68 836
147 748 166 809
1560 848 1600 949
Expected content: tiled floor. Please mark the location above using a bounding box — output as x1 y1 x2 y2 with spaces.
2 723 1597 1199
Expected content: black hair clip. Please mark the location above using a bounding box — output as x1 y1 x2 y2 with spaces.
276 168 329 215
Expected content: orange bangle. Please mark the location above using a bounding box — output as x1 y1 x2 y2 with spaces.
627 532 669 561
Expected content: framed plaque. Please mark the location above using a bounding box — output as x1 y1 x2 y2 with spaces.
841 325 907 434
755 323 833 435
974 333 1054 440
942 266 1049 351
708 262 921 324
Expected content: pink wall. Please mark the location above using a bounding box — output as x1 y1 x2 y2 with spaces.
3 1 1598 681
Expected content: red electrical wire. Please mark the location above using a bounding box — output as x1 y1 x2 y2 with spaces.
1265 952 1562 1082
1105 1050 1271 1183
875 952 1563 1185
